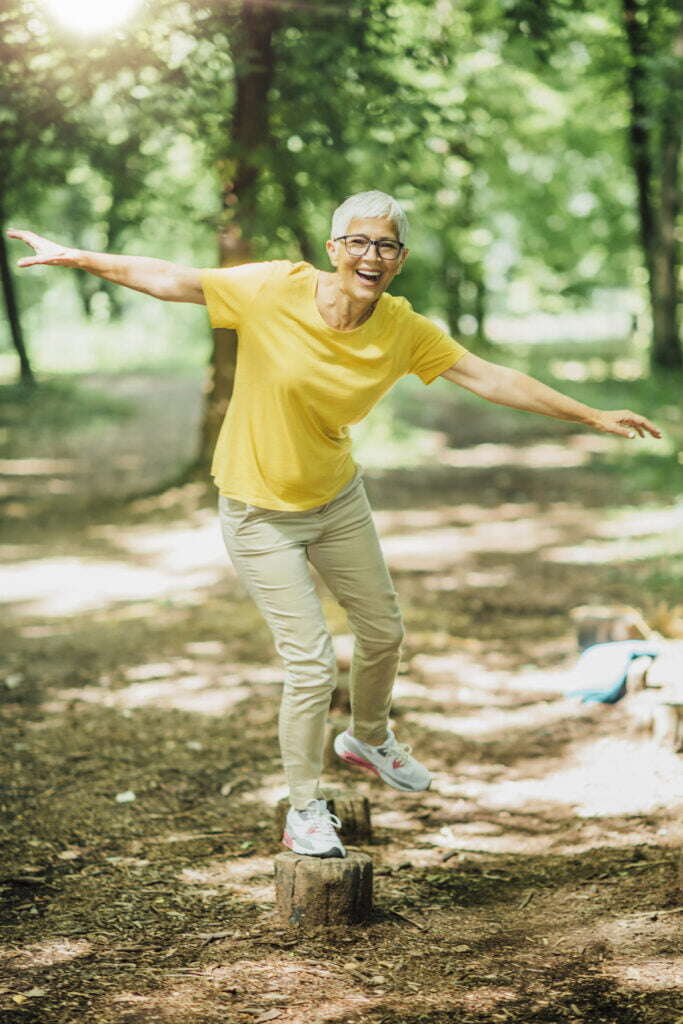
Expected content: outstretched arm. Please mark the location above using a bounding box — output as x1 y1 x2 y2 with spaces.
7 229 206 304
441 353 662 440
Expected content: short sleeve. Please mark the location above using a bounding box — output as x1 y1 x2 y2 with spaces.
408 313 469 384
201 261 281 329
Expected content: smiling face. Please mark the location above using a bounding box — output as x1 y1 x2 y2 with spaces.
325 216 409 303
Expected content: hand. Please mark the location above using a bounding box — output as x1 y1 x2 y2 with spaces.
7 229 80 268
593 409 662 440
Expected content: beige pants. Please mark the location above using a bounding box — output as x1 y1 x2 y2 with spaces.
218 471 404 809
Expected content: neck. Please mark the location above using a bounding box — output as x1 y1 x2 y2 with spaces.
315 271 377 331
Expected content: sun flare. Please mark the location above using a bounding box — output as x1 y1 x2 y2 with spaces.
43 0 143 33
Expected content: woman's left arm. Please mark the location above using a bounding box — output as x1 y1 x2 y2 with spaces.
441 353 662 439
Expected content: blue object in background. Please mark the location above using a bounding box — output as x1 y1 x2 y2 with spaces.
565 640 661 704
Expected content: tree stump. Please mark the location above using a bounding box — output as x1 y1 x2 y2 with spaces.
275 793 372 843
571 604 651 651
274 850 373 929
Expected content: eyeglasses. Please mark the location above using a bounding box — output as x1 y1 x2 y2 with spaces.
334 235 404 261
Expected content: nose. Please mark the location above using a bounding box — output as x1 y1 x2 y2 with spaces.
360 241 383 263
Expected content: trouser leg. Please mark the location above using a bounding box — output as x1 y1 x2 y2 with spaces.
219 503 336 810
307 482 404 746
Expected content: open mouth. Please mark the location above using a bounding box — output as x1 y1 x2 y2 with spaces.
356 270 382 284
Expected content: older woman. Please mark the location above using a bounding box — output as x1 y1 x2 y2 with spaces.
9 190 661 859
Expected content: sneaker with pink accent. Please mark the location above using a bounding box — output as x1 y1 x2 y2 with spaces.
334 727 432 792
282 798 346 858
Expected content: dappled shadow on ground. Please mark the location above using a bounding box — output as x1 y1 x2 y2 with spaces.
1 395 682 1023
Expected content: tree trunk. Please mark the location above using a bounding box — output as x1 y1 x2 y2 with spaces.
622 0 656 281
474 274 487 348
0 207 35 387
442 254 462 340
622 0 682 370
197 0 279 467
650 15 682 370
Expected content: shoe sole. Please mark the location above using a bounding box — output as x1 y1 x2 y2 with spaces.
335 746 432 792
282 832 346 858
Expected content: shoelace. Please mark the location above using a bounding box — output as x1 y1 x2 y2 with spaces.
307 812 342 838
378 737 413 767
299 803 342 838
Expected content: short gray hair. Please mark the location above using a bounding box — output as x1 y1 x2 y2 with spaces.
331 190 409 244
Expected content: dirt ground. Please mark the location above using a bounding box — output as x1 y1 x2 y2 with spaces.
1 372 682 1024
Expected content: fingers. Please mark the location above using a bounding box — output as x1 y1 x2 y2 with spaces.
7 229 42 248
598 410 663 439
618 412 662 439
16 256 60 267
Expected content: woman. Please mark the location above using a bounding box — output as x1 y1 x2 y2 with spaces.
9 190 661 859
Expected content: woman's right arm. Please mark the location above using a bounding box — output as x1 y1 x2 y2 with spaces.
7 229 206 304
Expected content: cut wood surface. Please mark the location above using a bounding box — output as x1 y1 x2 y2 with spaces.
274 850 373 929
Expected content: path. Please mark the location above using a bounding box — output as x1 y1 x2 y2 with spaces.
1 373 682 1024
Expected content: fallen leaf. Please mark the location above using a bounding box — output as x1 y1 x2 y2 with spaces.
454 944 471 952
253 1011 282 1023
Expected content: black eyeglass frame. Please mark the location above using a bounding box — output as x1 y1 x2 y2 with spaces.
333 235 405 261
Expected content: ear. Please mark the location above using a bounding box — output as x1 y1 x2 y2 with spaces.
396 247 410 273
325 239 339 268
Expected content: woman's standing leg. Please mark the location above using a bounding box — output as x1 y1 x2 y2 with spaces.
218 499 338 810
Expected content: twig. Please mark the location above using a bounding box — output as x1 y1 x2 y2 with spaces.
386 907 428 931
622 906 683 918
616 860 674 870
518 890 536 910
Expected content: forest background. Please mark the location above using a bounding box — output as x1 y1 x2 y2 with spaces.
2 0 682 473
2 5 683 1022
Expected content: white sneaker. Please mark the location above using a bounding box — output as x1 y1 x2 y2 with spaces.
334 727 432 792
282 798 347 858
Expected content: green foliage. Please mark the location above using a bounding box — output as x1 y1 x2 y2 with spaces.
2 0 677 371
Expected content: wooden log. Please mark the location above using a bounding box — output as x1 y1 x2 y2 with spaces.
275 793 372 843
571 604 652 651
274 849 373 929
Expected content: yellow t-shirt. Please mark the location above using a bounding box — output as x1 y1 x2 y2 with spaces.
201 260 468 510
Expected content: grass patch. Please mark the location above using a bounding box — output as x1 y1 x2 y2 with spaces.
0 375 134 443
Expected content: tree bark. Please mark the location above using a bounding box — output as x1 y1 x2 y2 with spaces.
650 14 682 369
622 0 682 370
274 850 373 929
197 0 279 467
0 206 35 387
